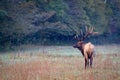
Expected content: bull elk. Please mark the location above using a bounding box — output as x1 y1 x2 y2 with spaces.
73 26 98 69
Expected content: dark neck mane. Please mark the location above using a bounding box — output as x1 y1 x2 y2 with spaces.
78 43 84 56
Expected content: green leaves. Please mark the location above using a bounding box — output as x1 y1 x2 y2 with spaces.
0 9 8 23
0 0 120 50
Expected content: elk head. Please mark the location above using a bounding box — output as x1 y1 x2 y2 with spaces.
73 26 97 49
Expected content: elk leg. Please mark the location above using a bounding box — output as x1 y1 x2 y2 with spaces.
90 56 93 68
87 59 89 67
84 53 88 69
85 58 88 69
85 59 87 69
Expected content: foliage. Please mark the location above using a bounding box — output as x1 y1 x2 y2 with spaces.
0 0 120 51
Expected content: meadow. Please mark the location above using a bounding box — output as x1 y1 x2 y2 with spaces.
0 45 120 80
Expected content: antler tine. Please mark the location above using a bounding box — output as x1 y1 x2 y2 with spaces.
88 26 90 32
85 26 88 32
80 29 83 36
74 35 77 40
90 26 94 34
91 26 99 35
74 29 83 41
75 26 96 41
74 34 78 39
81 26 93 40
88 26 92 33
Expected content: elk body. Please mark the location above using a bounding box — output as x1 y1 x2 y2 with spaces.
73 41 94 69
73 26 97 69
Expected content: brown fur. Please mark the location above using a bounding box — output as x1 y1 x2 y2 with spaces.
73 26 97 69
73 41 94 69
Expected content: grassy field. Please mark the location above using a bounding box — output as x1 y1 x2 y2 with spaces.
0 45 120 80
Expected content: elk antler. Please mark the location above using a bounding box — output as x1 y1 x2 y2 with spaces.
74 26 98 41
81 26 94 40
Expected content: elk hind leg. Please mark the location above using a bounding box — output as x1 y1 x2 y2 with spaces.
85 58 89 69
90 56 93 68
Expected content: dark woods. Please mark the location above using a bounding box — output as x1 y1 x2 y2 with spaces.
0 0 120 51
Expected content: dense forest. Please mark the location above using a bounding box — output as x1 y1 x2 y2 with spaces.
0 0 120 51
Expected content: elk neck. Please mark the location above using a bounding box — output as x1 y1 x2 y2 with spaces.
78 43 85 56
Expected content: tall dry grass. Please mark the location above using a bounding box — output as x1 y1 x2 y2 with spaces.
0 53 120 80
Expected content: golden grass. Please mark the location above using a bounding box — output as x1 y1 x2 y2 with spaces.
0 53 120 80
